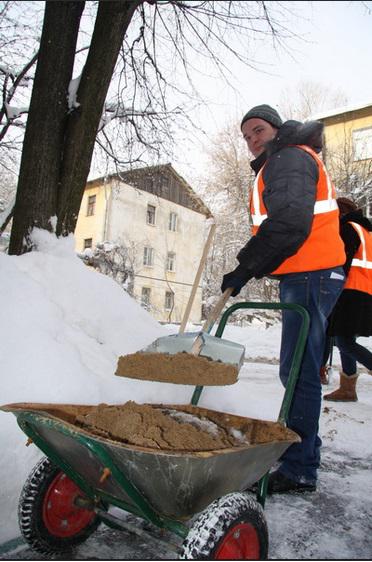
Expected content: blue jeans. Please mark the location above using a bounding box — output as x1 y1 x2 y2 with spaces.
336 335 372 375
278 267 345 484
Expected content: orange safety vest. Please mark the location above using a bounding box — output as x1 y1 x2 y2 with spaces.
344 222 372 294
249 144 345 275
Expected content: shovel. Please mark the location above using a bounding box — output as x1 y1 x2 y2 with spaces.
115 288 245 386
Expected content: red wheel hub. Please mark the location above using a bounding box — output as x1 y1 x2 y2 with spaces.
42 472 95 538
214 522 260 560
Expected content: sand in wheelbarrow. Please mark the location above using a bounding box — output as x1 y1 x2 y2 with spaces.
75 401 248 451
115 352 238 386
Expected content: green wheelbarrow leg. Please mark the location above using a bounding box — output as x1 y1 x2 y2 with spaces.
191 301 310 507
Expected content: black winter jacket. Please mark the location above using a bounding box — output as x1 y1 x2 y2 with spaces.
236 120 326 279
328 210 372 337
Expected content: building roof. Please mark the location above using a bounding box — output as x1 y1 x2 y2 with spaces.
87 163 212 218
311 100 372 121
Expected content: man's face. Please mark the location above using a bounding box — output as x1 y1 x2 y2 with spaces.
241 118 277 158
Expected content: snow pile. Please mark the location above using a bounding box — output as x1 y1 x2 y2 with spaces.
0 230 281 543
1 230 372 558
0 231 187 543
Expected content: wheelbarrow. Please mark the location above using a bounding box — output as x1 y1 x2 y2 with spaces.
1 302 309 560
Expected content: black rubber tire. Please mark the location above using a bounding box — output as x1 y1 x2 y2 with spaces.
18 456 101 555
180 492 268 560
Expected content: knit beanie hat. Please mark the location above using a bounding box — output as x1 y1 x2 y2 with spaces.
241 104 283 130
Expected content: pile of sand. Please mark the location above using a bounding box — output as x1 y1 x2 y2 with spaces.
76 401 247 451
115 352 238 385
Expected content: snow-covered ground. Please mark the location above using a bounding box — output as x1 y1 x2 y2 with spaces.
1 230 372 559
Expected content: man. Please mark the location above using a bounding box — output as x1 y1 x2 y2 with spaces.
221 104 346 493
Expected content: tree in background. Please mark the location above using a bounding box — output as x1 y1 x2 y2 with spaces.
0 167 16 239
324 128 372 212
78 240 137 296
0 0 42 232
198 122 250 301
198 122 279 324
78 236 179 323
278 80 348 121
279 81 371 213
6 0 301 255
0 1 41 177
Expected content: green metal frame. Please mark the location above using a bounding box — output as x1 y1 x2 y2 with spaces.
16 413 189 539
191 301 310 506
15 300 309 542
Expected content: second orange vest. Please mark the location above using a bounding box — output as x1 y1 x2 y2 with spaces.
344 222 372 294
249 145 345 275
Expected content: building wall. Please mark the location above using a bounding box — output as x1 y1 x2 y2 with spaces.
321 106 372 217
322 106 372 156
75 178 207 324
75 184 108 252
107 179 205 323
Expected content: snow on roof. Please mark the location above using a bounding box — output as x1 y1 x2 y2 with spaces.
311 100 372 121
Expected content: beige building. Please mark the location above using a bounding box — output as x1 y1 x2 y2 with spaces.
313 101 372 217
75 164 212 323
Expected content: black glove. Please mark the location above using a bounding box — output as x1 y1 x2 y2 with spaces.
221 265 252 297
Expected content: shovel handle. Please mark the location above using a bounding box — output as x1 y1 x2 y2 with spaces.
190 288 233 355
201 288 234 334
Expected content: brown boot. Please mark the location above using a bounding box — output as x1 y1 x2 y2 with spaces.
323 372 358 402
320 366 329 385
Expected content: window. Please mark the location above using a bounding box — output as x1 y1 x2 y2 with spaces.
83 238 92 249
162 176 170 197
147 204 156 225
169 212 178 231
166 252 176 272
143 246 154 266
165 291 174 310
87 194 96 216
353 127 372 161
141 287 151 308
145 177 153 191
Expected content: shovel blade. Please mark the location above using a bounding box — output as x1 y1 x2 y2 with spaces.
115 332 245 386
145 332 245 365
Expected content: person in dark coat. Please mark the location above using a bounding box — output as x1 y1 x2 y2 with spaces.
324 197 372 401
221 105 346 494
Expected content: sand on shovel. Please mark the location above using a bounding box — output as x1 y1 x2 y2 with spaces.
115 351 239 386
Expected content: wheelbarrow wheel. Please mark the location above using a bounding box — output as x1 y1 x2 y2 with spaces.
180 492 268 560
18 456 102 555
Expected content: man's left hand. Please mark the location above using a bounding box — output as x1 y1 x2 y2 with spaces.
221 266 252 296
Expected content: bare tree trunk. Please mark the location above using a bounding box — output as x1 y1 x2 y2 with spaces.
9 1 84 254
57 0 142 236
9 0 142 254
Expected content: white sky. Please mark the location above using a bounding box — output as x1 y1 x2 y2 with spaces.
6 1 371 185
1 231 372 558
172 0 372 181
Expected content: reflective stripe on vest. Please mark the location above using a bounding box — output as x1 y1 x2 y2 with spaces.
344 222 372 294
251 146 338 227
249 144 346 274
251 197 338 226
